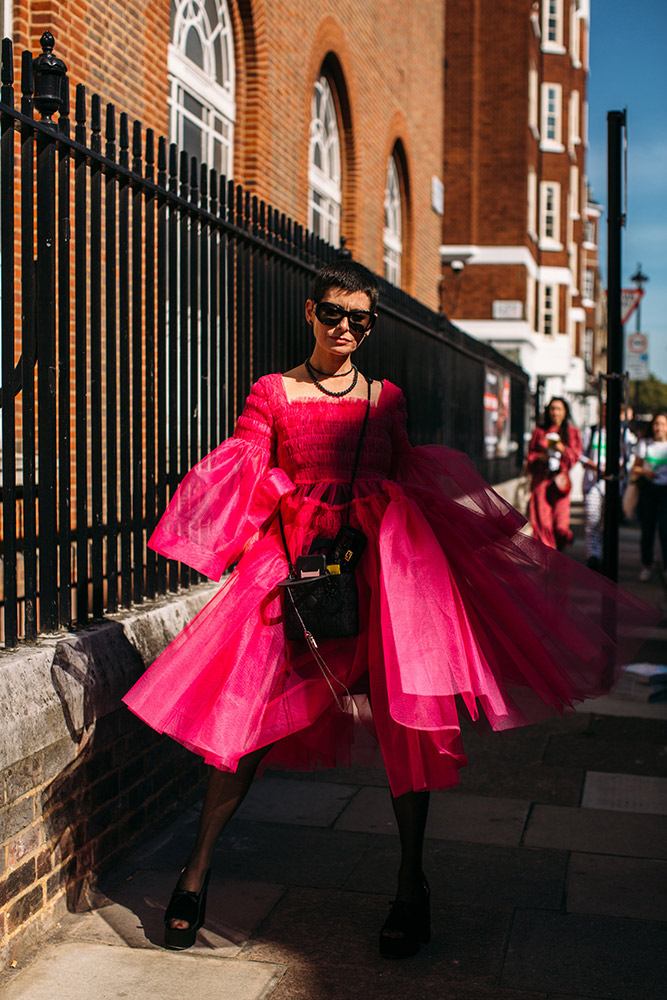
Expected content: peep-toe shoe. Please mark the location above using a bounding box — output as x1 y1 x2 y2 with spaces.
379 876 430 959
163 869 210 950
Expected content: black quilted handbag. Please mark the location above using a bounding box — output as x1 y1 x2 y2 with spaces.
279 568 360 641
277 377 371 644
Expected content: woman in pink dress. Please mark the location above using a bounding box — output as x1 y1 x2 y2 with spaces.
124 261 655 959
527 397 582 549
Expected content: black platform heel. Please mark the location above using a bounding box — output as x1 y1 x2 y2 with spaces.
163 869 210 950
379 876 430 959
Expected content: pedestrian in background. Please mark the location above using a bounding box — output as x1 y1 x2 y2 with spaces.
527 397 582 550
631 410 667 582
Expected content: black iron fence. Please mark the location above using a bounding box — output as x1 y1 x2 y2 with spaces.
0 33 528 648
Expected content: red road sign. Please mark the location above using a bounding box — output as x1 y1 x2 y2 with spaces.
621 288 644 325
627 332 648 353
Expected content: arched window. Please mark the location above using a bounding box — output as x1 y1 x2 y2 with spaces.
383 156 402 286
169 0 236 178
308 76 341 245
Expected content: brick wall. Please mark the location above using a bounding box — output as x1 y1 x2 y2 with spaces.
0 587 216 969
11 0 445 307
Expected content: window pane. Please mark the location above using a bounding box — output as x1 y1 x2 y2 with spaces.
185 27 204 67
183 115 204 162
170 0 236 180
183 91 205 119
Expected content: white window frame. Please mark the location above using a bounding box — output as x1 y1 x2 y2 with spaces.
526 274 536 331
570 241 578 294
584 327 594 371
582 268 595 305
539 181 562 250
527 168 537 240
1 1 13 37
168 0 236 180
569 165 580 219
528 64 539 139
540 283 558 336
582 218 596 248
568 90 580 150
541 83 564 152
383 156 402 287
570 2 581 66
308 75 342 247
542 0 565 53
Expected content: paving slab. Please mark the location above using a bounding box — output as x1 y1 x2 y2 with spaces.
566 852 667 921
84 869 285 953
0 942 284 1000
582 771 667 814
265 961 548 1000
234 776 358 827
345 839 567 909
523 803 667 858
543 728 667 776
241 886 513 991
576 695 667 719
214 821 375 889
334 786 530 846
501 909 667 999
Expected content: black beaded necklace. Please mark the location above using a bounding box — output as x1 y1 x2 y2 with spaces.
305 358 359 397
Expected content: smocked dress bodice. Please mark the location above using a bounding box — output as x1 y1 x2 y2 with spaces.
236 373 396 488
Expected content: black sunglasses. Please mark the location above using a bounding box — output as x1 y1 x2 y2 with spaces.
314 301 376 335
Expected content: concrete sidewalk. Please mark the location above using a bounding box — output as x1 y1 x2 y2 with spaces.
2 510 666 1000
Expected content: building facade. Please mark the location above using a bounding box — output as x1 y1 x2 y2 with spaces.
8 0 446 310
440 0 601 419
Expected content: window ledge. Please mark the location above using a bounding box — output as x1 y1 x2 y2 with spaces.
539 240 564 252
581 298 595 309
540 140 565 153
582 241 597 251
542 42 566 54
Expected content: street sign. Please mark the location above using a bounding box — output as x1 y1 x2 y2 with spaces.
626 331 649 379
621 288 644 325
627 354 649 379
627 332 648 353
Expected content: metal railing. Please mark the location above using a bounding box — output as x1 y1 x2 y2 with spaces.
0 32 528 647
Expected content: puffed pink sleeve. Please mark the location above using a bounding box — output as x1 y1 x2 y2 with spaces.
148 377 294 579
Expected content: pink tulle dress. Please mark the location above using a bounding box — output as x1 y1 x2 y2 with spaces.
123 374 657 796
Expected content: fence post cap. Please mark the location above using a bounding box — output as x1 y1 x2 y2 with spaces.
33 30 68 124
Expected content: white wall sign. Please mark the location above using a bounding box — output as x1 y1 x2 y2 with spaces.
492 300 523 320
431 177 444 215
627 354 649 380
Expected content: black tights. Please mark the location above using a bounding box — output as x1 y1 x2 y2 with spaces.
172 749 430 924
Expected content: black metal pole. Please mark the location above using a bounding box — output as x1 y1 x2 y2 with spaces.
602 110 626 582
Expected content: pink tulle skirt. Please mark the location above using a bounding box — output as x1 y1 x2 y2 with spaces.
123 445 658 797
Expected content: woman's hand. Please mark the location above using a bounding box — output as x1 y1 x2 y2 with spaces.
631 459 651 482
553 441 566 454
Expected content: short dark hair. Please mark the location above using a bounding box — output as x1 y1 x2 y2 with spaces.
311 259 379 312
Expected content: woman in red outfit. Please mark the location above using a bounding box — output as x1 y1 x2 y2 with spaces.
527 397 582 549
124 263 653 960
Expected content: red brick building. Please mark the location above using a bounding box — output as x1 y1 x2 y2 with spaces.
8 0 446 310
440 0 600 418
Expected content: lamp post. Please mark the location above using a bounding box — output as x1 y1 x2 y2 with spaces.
629 263 648 412
629 263 649 335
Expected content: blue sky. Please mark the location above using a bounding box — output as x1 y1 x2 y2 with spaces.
587 0 667 379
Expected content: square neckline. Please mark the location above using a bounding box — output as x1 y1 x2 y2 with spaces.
278 372 385 408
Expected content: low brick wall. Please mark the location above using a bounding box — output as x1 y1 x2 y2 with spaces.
0 583 218 969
